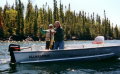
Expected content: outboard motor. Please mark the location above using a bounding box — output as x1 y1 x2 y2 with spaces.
9 44 20 63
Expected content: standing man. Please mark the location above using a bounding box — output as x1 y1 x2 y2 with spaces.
40 24 55 50
54 21 64 50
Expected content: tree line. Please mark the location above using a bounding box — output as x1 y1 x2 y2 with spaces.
0 0 120 41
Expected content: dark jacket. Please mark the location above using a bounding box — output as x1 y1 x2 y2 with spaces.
54 27 64 41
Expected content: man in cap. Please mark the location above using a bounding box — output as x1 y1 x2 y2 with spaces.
40 24 55 50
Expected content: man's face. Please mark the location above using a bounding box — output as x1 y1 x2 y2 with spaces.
55 23 60 28
49 26 53 29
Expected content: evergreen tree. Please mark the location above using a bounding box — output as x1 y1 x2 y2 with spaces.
59 0 64 23
114 25 120 39
53 0 59 21
34 5 38 37
25 0 35 36
48 6 53 24
96 14 101 34
16 0 24 36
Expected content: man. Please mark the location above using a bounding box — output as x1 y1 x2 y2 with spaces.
54 21 64 50
40 24 55 50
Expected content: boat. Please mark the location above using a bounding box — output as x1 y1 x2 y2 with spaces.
8 43 120 63
8 36 120 63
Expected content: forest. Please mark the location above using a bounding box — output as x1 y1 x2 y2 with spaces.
0 0 120 41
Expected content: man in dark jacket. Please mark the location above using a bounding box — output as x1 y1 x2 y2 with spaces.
54 21 64 50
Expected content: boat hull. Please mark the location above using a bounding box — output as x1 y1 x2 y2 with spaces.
13 46 120 63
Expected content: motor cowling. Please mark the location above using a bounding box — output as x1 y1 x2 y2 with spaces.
9 44 20 51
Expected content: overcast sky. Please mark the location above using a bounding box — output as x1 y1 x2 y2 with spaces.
0 0 120 26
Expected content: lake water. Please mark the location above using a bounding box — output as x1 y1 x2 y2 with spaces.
0 40 120 74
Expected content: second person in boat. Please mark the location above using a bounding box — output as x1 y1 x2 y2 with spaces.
40 24 55 50
54 21 64 50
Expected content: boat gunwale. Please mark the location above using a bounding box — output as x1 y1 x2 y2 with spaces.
14 45 120 53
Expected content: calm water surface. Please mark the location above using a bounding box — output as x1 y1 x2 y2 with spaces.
0 40 120 74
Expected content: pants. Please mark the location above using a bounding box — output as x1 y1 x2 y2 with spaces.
46 41 54 50
54 41 64 50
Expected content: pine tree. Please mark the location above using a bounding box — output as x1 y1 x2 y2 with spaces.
25 0 35 36
34 5 38 37
96 14 101 34
48 6 53 24
114 25 119 39
53 0 59 21
16 0 24 36
59 0 64 23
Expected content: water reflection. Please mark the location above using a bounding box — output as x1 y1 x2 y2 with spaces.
9 63 17 73
8 59 120 74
